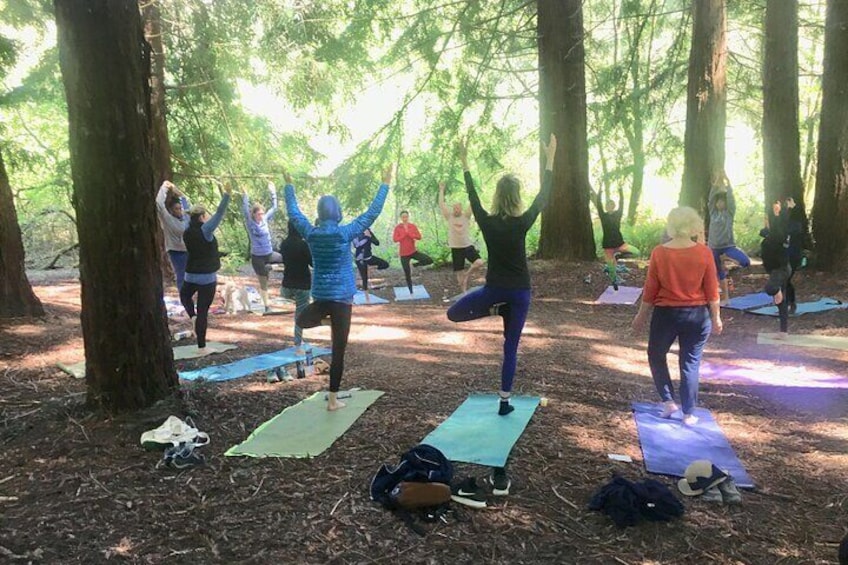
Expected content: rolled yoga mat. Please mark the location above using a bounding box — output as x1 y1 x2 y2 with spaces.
179 345 331 382
421 394 539 467
632 402 753 488
595 285 642 305
225 390 383 458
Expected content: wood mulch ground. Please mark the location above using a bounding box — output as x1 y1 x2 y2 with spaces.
1 259 846 564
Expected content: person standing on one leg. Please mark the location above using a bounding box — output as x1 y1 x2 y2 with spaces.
448 133 557 415
632 206 722 426
393 211 433 294
242 182 282 312
279 219 312 353
155 180 191 290
447 134 556 497
439 182 485 293
708 173 750 305
590 185 640 291
352 228 389 301
285 168 390 411
180 182 232 354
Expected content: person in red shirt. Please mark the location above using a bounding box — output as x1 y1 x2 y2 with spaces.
392 211 433 294
632 206 723 426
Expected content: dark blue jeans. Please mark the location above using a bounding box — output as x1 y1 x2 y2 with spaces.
647 306 712 414
447 286 531 393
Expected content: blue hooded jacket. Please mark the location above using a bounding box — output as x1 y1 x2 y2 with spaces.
285 183 389 302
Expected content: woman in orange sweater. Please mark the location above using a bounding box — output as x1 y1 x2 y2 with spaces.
632 207 723 426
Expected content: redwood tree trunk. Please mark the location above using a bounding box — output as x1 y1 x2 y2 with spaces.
680 0 727 218
54 0 178 412
0 150 45 318
763 0 808 237
141 0 173 187
537 0 596 260
812 0 848 270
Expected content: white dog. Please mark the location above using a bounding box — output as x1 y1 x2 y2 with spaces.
221 280 251 314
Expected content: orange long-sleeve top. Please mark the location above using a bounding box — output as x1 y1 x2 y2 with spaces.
642 244 720 307
392 222 422 257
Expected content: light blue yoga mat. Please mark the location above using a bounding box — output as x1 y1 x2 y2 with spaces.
353 290 389 305
632 402 753 488
748 297 845 317
725 292 773 311
393 285 430 301
421 394 539 467
179 346 331 382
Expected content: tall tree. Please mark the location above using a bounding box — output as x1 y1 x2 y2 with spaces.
680 0 727 217
537 0 595 260
141 0 173 187
812 0 848 270
0 149 45 318
763 0 807 235
54 0 178 412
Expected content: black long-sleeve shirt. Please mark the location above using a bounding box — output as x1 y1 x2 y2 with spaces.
279 236 312 290
593 187 625 249
464 170 552 289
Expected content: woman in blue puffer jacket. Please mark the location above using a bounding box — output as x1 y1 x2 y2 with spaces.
284 167 391 410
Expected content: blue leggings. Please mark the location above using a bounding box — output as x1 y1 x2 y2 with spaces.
168 250 188 290
711 246 750 280
447 286 531 393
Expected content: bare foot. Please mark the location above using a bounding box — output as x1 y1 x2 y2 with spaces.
773 289 783 305
327 399 347 411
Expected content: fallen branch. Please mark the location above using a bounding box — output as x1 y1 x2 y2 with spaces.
330 491 349 516
551 486 579 510
43 242 79 270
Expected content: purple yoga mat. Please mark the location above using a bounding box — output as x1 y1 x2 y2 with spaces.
701 361 848 389
596 285 642 305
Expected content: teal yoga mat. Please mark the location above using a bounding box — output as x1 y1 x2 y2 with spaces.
179 345 331 382
748 297 845 317
225 390 383 458
421 394 539 467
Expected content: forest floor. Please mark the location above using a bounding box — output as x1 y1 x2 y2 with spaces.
1 258 847 564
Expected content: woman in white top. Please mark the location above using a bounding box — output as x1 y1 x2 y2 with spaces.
155 181 191 290
439 182 484 293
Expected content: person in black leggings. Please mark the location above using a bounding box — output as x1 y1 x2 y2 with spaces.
180 182 231 353
392 211 433 294
353 228 389 297
284 169 391 410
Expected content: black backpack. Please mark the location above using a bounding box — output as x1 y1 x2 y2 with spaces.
370 444 454 534
588 475 684 528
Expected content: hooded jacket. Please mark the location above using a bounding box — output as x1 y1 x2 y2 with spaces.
285 183 389 302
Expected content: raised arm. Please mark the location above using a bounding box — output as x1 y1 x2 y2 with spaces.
202 183 232 241
341 166 392 241
459 139 487 221
589 187 602 213
370 230 381 246
617 185 625 212
155 181 170 216
265 182 278 222
241 189 252 224
283 172 313 240
522 133 558 227
438 182 449 218
725 182 736 216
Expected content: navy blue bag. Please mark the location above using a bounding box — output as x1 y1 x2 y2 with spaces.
370 444 453 509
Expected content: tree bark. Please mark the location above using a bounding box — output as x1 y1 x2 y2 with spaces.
54 0 178 412
537 0 596 260
812 0 848 270
680 0 727 219
763 0 808 239
0 150 45 318
141 0 173 187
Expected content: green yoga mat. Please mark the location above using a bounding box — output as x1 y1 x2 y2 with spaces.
421 394 540 467
57 342 238 378
225 390 384 458
758 332 848 351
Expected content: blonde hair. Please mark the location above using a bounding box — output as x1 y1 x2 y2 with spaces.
666 206 704 239
188 204 208 220
490 174 523 217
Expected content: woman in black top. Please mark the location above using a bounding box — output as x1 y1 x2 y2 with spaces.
352 228 389 297
279 219 312 352
591 186 640 289
448 134 557 416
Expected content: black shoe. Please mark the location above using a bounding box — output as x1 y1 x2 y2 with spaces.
487 468 511 496
788 302 797 315
450 477 487 509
